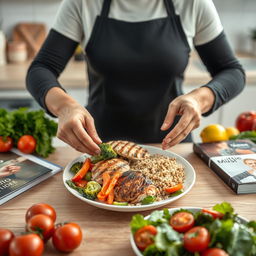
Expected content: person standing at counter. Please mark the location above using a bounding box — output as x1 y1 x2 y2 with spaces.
26 0 245 155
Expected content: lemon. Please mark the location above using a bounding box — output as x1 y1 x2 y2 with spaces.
225 127 240 139
200 124 228 143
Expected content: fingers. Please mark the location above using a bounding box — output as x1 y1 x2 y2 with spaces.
162 116 200 149
161 103 179 131
84 115 102 144
73 121 101 154
163 111 193 146
59 130 96 155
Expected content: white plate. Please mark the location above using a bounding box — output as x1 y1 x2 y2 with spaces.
63 145 196 212
130 207 249 256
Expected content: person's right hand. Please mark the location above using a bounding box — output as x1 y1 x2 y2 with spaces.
0 165 21 178
57 102 102 155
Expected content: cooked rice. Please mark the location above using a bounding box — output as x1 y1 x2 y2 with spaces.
130 154 185 200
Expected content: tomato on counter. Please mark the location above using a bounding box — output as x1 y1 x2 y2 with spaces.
0 136 13 152
9 233 44 256
0 229 15 256
236 111 256 132
52 223 82 252
26 214 55 241
25 203 56 223
17 135 36 154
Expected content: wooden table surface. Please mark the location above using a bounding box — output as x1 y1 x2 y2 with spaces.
0 143 255 255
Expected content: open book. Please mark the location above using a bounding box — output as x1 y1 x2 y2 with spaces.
0 149 62 205
193 140 256 194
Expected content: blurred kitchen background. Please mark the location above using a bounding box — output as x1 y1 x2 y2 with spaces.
0 0 255 143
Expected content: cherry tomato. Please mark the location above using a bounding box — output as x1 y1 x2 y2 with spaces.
52 223 82 252
201 248 229 256
0 229 15 256
27 214 55 241
184 226 210 252
26 203 56 222
202 209 224 219
9 234 44 256
0 136 13 152
134 225 157 251
170 212 195 233
236 111 256 132
17 135 36 154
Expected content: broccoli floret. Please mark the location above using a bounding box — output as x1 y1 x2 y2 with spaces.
70 162 83 174
91 143 117 164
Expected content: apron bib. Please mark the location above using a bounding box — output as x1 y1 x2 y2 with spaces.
85 0 191 143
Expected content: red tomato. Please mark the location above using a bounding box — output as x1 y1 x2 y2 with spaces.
134 225 157 251
170 212 195 233
201 248 229 256
235 111 256 132
0 229 15 256
184 226 210 252
17 135 36 154
52 223 82 252
25 203 56 222
202 209 224 219
0 136 13 152
9 234 44 256
27 214 55 241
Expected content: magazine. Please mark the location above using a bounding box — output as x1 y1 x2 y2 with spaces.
0 148 62 205
193 140 256 194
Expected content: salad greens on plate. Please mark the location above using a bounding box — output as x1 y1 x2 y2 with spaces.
130 202 256 256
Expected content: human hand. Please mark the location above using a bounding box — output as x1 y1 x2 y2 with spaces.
161 88 215 149
57 102 102 155
0 165 21 178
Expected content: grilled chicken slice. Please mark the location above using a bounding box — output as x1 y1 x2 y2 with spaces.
114 170 157 204
91 158 129 184
107 140 150 160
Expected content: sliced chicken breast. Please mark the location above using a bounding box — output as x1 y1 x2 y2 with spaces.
114 170 157 204
107 140 150 160
91 158 129 184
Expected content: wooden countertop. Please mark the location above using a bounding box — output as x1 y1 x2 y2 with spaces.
0 143 255 256
0 52 256 90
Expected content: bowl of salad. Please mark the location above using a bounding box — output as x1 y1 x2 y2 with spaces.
130 202 256 256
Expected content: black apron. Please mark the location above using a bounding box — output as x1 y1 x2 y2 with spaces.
85 0 191 143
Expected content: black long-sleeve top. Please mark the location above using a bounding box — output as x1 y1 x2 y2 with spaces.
26 29 245 117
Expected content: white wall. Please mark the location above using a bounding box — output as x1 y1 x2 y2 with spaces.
0 0 256 53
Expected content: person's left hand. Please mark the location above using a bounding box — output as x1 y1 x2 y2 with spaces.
161 88 214 149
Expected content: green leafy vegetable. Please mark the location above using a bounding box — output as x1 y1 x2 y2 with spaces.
148 210 169 226
70 162 83 174
168 189 183 197
91 143 117 164
194 211 214 226
155 223 182 251
213 202 234 215
247 221 256 232
141 196 156 205
66 180 84 195
230 131 256 143
0 108 57 157
130 214 150 234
